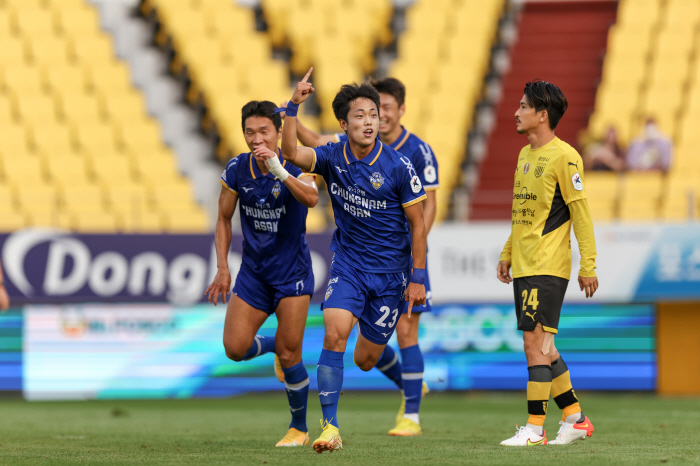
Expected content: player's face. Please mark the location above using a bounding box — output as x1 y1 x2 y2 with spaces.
378 93 405 136
340 97 379 147
515 95 541 134
244 116 281 158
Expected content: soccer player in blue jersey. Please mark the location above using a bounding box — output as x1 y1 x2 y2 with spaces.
287 77 438 436
275 69 428 454
205 100 320 448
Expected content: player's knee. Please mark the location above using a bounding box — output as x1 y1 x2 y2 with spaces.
276 349 300 368
522 334 540 356
396 326 416 347
223 339 248 362
355 357 376 372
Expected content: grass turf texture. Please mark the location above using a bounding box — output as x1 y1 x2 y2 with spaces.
0 393 698 465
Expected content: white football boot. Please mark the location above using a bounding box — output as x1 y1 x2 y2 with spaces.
549 416 594 445
500 425 547 446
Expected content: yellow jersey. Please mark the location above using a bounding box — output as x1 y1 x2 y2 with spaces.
501 137 592 280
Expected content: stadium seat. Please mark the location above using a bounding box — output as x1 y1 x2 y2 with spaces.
0 210 27 230
163 209 209 233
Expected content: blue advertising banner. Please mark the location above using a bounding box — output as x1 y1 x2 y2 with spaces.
0 229 333 305
13 303 654 400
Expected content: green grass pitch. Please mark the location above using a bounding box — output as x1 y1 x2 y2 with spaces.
0 392 698 465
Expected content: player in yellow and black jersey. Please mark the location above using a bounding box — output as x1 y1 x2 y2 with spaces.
497 81 599 447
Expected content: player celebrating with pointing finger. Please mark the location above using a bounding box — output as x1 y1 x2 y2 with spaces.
280 68 428 454
497 81 598 447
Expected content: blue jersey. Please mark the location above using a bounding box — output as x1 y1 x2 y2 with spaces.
220 151 314 285
310 138 426 273
336 126 439 191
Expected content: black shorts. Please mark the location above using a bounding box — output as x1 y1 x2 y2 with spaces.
513 275 569 334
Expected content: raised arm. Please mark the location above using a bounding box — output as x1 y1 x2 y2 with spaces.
403 201 427 316
205 186 237 306
281 100 337 147
281 68 318 171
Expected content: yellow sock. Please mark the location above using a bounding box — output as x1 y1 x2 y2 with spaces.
527 365 552 427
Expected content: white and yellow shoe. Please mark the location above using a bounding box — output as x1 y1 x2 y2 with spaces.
500 426 547 446
274 354 285 383
549 416 594 445
388 417 422 436
275 427 309 447
395 381 430 426
312 419 342 454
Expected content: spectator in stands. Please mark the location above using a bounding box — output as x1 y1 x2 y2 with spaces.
625 118 673 172
583 127 624 172
0 259 9 311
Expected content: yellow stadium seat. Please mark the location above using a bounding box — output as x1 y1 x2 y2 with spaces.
586 198 616 221
616 0 661 29
10 6 56 37
52 1 102 36
0 123 31 156
61 183 106 210
73 121 121 154
305 208 327 233
132 154 181 184
2 155 44 185
664 0 700 28
620 172 664 204
4 64 44 95
619 199 659 220
15 94 58 125
100 89 147 123
25 35 69 66
149 181 199 210
0 96 16 126
163 208 209 233
0 37 26 67
30 122 75 156
58 92 103 123
67 32 116 65
71 209 119 233
15 184 58 213
45 154 91 186
90 156 135 186
116 209 164 233
584 172 620 201
0 184 16 211
0 210 27 232
107 184 149 212
85 61 132 93
43 63 87 94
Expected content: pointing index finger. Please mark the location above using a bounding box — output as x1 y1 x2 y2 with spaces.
301 67 313 83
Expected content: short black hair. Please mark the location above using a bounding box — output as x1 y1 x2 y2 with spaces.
241 100 281 133
332 83 381 122
370 77 405 107
523 80 568 130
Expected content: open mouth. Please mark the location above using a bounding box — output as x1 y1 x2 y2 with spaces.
363 129 374 137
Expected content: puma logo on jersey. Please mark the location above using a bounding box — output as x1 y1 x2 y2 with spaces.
568 162 578 169
525 311 536 321
241 187 253 192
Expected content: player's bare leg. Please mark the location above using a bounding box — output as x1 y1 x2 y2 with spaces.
388 313 427 436
313 308 357 453
222 295 269 361
273 296 311 447
353 332 386 371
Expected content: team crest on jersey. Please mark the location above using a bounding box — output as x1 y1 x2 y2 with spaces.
271 181 281 198
534 164 545 178
325 286 333 301
370 172 385 189
524 163 531 174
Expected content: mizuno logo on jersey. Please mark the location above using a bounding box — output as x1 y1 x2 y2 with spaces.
381 333 390 337
335 166 348 174
242 187 253 193
319 391 337 396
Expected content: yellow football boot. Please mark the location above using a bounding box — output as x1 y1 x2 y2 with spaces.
388 417 422 436
274 354 285 383
395 381 430 426
312 419 342 454
275 427 309 447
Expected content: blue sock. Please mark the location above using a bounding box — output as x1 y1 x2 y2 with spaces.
400 345 424 415
317 349 344 428
242 335 275 360
282 362 309 432
375 345 403 389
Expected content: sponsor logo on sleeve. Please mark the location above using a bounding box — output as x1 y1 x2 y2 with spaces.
571 173 583 191
410 176 422 193
424 166 437 183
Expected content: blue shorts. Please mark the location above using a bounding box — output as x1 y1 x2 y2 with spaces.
322 260 409 345
401 255 432 314
233 265 314 314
